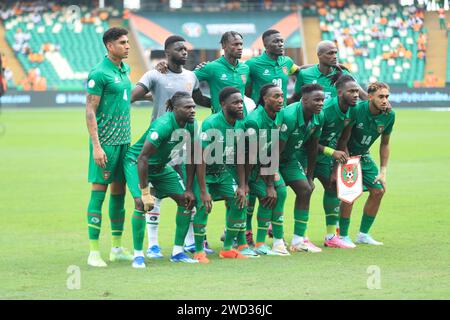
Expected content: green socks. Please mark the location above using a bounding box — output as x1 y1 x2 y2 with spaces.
132 210 146 251
175 206 191 247
224 202 246 250
246 194 256 231
360 213 376 234
339 217 351 237
109 194 125 247
193 206 208 253
294 208 309 237
323 191 340 235
256 205 271 244
87 190 106 249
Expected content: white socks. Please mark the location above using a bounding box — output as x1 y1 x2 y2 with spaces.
184 208 196 246
146 197 161 247
292 235 304 245
172 245 184 256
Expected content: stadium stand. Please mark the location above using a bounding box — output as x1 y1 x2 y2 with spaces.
318 2 427 88
2 4 111 90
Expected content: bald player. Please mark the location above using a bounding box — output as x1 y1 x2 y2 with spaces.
288 40 366 104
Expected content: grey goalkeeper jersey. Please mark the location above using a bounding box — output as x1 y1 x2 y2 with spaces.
137 68 200 121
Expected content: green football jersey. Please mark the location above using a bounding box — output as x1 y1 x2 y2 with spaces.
200 111 245 175
346 100 395 156
293 64 351 101
244 105 283 166
126 112 196 167
245 52 297 105
318 96 351 149
279 101 324 163
194 56 249 115
87 56 132 146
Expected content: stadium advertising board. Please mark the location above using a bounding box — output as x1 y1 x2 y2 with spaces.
1 87 450 107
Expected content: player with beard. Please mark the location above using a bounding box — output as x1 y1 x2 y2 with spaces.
194 87 256 263
336 82 395 246
124 92 212 268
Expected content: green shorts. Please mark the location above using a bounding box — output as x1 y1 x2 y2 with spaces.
88 143 129 184
206 170 238 201
248 169 285 198
298 153 334 181
123 157 186 199
279 159 307 183
360 155 383 190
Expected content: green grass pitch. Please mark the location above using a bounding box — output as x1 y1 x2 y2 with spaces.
0 106 449 299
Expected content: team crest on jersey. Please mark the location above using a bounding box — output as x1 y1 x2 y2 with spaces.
186 82 193 92
88 79 95 88
377 125 385 133
221 74 228 80
340 164 358 187
103 170 111 180
282 66 288 75
241 74 247 84
280 124 288 132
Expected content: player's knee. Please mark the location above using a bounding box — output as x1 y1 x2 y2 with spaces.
371 188 385 198
134 198 144 211
296 184 312 199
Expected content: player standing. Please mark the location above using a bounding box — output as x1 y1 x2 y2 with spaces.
85 27 133 267
131 35 211 259
337 82 395 246
194 31 250 115
278 84 325 253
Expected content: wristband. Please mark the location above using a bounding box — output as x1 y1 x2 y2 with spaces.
323 146 335 157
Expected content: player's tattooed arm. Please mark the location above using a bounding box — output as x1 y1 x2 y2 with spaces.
86 94 107 168
131 85 152 103
192 88 211 108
